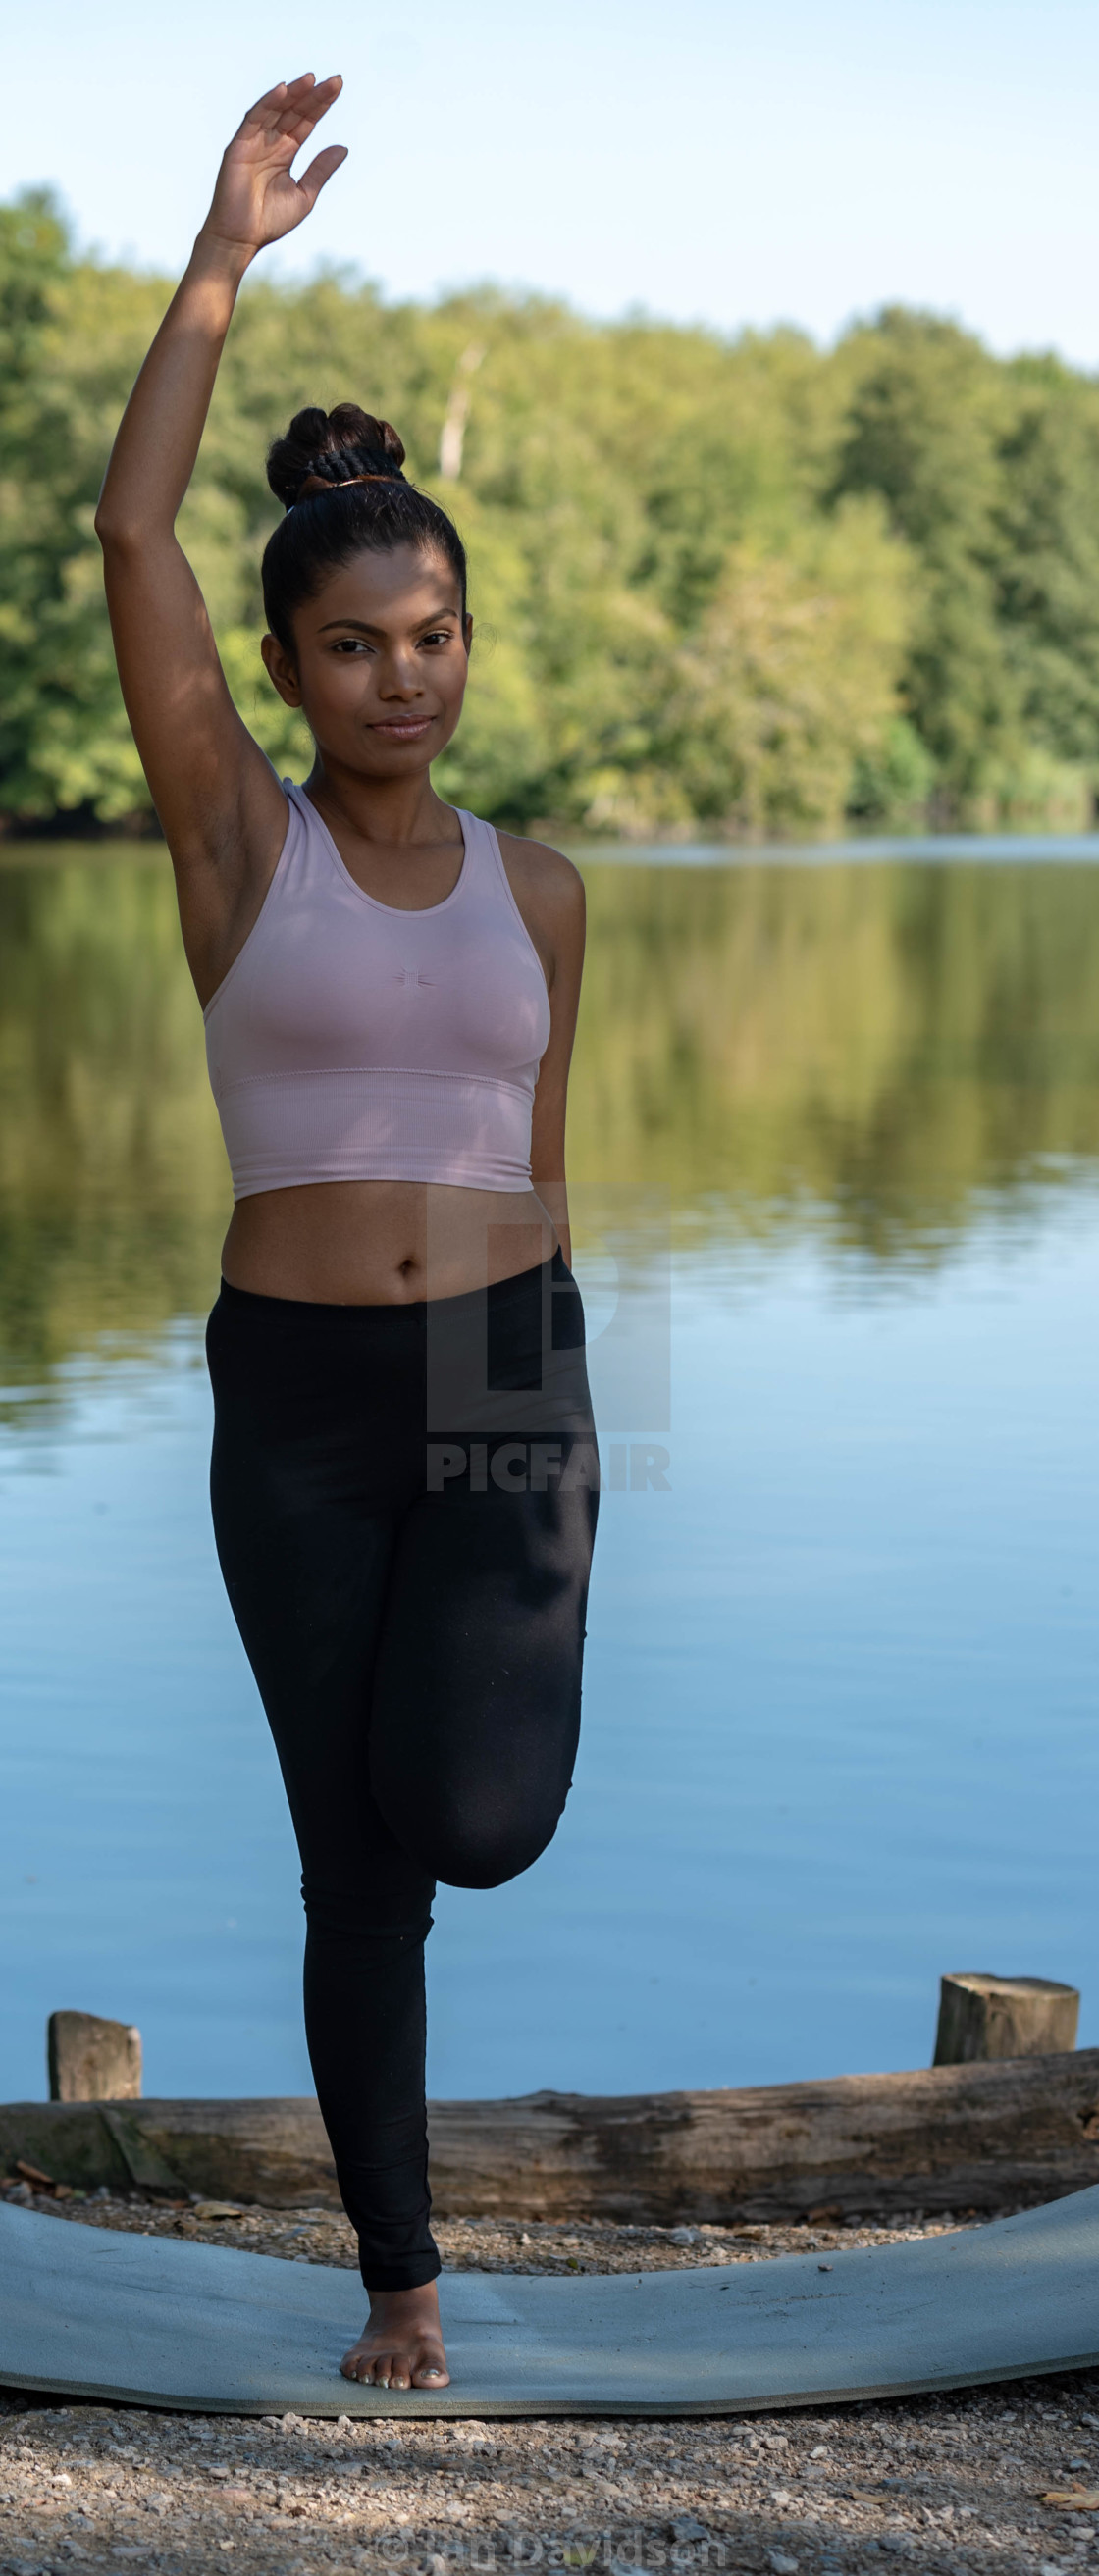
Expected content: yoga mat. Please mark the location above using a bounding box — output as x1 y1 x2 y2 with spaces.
1 2188 1096 2418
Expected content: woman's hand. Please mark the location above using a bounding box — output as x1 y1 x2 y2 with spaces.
198 74 347 261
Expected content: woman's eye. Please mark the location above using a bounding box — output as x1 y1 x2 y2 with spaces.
422 630 454 647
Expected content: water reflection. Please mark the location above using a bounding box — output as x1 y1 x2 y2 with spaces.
0 856 226 1407
3 849 1099 1408
575 859 1099 1258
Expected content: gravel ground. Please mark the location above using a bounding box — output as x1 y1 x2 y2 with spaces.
1 2182 1097 2576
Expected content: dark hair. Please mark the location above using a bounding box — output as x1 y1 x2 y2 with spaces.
261 402 468 652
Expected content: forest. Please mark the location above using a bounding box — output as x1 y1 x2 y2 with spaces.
5 186 1099 838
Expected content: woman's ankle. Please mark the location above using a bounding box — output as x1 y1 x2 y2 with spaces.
366 2279 440 2308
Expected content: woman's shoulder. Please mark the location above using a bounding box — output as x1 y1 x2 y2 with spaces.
488 827 586 992
493 826 586 919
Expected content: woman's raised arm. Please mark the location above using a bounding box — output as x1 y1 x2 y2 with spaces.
95 75 346 1005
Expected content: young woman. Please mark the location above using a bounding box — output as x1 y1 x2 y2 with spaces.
96 74 600 2394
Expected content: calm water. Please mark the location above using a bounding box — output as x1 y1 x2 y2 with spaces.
1 844 1097 2104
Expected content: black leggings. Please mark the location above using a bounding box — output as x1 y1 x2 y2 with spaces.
205 1248 599 2293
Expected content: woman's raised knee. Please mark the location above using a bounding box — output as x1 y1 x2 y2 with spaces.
416 1803 561 1892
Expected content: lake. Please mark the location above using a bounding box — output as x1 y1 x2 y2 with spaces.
1 839 1097 2107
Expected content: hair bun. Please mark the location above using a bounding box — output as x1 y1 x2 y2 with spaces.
266 403 408 509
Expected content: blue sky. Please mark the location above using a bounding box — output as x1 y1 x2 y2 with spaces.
11 0 1099 363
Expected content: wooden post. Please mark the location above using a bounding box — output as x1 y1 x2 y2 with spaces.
47 2012 142 2103
933 1973 1079 2066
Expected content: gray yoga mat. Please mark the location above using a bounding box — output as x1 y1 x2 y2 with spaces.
1 2189 1097 2418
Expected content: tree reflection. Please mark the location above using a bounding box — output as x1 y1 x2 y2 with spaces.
2 850 1099 1411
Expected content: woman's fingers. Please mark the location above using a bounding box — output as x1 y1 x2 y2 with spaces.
235 72 341 153
242 73 316 120
234 77 296 141
293 145 349 214
275 73 343 142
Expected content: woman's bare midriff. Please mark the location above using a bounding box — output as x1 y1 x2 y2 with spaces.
220 1178 561 1305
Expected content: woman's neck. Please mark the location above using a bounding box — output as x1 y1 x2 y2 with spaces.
305 758 460 848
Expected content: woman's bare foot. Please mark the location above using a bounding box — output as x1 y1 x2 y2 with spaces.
340 2280 450 2390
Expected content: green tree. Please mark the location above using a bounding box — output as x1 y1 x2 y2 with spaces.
662 499 916 837
827 308 1018 804
995 357 1099 776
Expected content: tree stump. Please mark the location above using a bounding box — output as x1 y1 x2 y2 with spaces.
933 1973 1079 2066
47 2012 142 2103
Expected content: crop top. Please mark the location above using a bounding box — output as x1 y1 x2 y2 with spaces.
203 781 552 1199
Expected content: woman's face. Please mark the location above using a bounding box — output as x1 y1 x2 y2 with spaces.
262 542 472 778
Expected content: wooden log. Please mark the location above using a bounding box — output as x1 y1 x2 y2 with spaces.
933 1974 1079 2065
0 2099 330 2204
47 2012 142 2103
2 2049 1099 2220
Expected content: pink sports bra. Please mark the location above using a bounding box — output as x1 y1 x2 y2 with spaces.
203 782 552 1200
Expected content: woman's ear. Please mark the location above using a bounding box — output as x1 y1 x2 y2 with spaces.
261 632 303 706
463 612 474 655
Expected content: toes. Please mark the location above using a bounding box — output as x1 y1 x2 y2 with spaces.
340 2340 446 2391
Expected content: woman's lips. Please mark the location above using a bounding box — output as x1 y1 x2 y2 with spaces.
370 715 435 740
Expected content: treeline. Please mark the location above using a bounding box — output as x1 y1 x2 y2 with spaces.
5 188 1099 836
